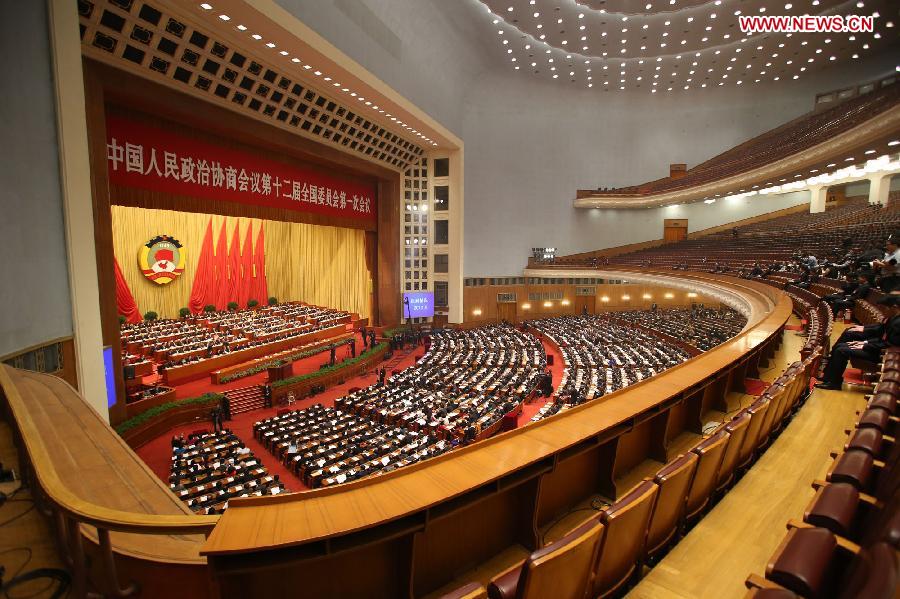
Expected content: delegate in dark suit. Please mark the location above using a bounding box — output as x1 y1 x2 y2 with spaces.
817 316 900 389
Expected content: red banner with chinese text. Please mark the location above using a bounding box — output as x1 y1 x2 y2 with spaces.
105 116 377 221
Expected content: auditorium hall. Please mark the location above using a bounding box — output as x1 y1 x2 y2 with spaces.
1 0 899 597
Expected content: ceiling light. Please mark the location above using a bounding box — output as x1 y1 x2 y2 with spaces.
200 3 212 9
251 34 262 40
218 14 230 21
266 42 276 48
236 24 246 31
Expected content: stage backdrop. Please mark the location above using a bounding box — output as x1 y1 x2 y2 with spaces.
110 206 370 320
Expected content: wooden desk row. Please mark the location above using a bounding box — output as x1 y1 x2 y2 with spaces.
161 325 348 385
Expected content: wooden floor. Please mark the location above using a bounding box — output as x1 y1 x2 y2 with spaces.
3 366 209 563
627 319 868 599
0 420 70 598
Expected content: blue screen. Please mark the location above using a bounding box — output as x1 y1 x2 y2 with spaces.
403 292 434 318
103 346 117 408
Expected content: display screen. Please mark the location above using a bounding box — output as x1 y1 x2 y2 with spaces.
403 292 434 318
103 346 117 408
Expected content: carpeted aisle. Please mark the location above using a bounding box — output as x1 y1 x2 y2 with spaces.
516 337 565 425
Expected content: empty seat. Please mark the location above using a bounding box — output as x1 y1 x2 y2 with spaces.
487 519 604 599
716 411 752 493
646 452 699 561
844 427 888 459
803 483 861 539
736 398 771 471
684 430 729 523
766 527 836 597
590 480 659 598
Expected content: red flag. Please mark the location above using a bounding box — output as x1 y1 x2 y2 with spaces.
214 221 228 311
252 225 268 305
188 219 214 313
113 256 142 323
227 224 241 307
239 223 253 307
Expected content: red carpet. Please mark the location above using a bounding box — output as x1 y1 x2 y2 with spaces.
743 378 769 396
516 337 565 425
784 324 805 331
842 367 866 386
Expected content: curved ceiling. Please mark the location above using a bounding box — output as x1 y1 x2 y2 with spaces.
478 0 898 92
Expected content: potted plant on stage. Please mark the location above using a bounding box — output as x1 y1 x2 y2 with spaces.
143 311 158 321
268 296 278 306
203 304 216 314
248 299 259 310
179 307 191 319
227 301 239 311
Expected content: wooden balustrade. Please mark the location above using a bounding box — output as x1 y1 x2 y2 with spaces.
0 272 791 599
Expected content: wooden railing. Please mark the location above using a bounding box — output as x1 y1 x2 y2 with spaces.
1 271 792 598
0 365 217 598
199 272 790 598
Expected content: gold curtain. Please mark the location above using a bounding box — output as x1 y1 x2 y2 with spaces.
110 206 370 320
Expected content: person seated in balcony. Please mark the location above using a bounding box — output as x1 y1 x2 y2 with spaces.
815 312 900 390
872 236 900 292
824 271 873 316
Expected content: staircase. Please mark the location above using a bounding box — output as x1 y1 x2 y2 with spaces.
225 385 266 416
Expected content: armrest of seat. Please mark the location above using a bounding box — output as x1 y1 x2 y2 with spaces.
787 520 861 555
745 573 789 590
487 562 526 599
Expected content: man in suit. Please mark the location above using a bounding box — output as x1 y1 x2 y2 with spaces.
816 314 900 390
824 271 873 316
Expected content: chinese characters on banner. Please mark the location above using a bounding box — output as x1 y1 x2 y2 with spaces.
105 116 377 221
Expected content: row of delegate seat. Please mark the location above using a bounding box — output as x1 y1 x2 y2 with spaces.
550 198 900 273
578 82 900 198
744 347 900 598
438 350 821 599
169 429 287 514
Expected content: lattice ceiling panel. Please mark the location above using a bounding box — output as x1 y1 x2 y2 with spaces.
77 0 424 171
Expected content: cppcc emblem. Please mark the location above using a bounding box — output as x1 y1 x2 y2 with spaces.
139 235 185 285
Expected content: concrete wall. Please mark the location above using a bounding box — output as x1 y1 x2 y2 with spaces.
0 0 72 356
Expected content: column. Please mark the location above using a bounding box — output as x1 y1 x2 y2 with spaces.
809 185 827 213
868 174 892 206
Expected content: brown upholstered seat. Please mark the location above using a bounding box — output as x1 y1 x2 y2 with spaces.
844 428 885 458
685 430 729 522
487 518 605 599
590 480 659 599
867 392 897 415
766 527 836 597
856 408 891 433
836 542 899 599
803 483 859 538
646 452 699 560
826 449 875 491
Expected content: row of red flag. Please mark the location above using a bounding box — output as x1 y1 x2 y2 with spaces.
189 219 269 314
115 218 269 323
